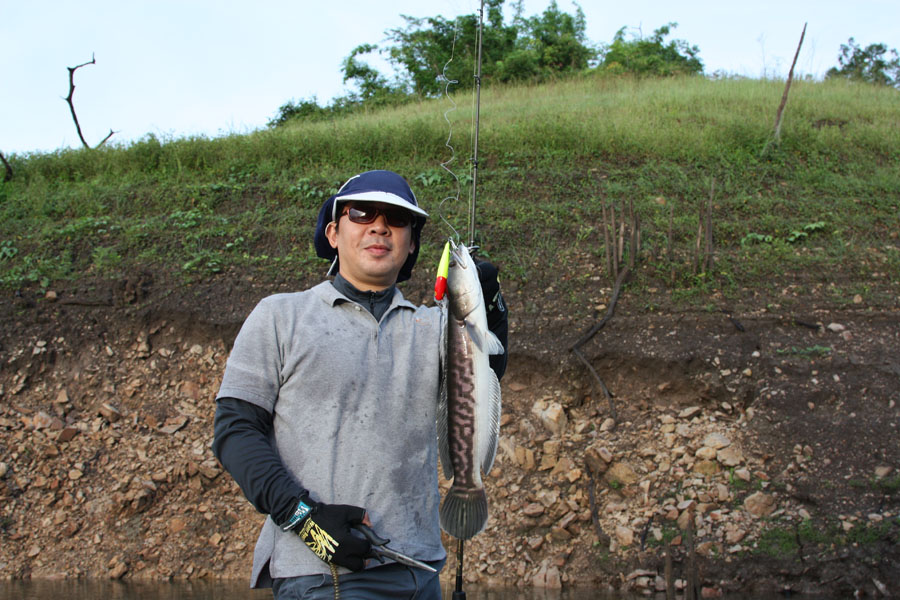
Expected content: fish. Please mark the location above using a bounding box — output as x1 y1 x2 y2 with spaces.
437 240 504 540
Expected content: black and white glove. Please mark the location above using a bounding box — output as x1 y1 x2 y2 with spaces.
282 497 371 572
474 259 505 315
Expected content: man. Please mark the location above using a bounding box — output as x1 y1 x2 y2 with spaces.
212 170 508 599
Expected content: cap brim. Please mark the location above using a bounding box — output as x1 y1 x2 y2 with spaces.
333 191 429 218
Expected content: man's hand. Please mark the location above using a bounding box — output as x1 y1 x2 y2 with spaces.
284 498 372 571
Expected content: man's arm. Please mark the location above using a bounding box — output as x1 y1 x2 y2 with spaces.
212 397 373 571
212 397 304 524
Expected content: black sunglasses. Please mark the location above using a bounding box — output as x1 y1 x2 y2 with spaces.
340 205 413 228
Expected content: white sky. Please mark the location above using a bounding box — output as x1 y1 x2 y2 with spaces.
1 0 897 155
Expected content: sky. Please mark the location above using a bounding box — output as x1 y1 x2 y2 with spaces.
2 0 897 155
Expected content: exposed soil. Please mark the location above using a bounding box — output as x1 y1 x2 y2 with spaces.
0 270 898 597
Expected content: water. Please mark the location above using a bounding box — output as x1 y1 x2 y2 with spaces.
0 580 811 599
0 580 623 600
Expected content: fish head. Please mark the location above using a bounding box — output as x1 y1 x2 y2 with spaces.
447 241 482 320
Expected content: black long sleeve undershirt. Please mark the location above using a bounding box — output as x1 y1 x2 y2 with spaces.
212 276 510 526
211 398 304 525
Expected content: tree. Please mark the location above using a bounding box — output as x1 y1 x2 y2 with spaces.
505 0 596 78
826 38 900 88
386 0 517 97
65 54 115 148
599 23 703 77
269 0 600 124
341 44 407 104
385 0 596 96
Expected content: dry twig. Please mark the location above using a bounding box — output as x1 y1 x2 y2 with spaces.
766 22 807 151
0 151 12 182
65 53 115 149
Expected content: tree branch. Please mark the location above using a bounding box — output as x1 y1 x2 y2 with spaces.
0 151 12 182
773 23 807 142
65 53 115 149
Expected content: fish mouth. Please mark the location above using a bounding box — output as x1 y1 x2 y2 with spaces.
448 241 470 269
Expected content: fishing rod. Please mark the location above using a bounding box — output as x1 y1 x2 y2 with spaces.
467 0 484 249
453 4 485 599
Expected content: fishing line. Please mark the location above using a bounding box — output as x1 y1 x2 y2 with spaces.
437 18 463 245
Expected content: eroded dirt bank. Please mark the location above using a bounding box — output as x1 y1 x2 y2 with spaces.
1 277 898 597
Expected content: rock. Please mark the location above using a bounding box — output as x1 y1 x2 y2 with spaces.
874 465 893 479
599 418 616 432
826 322 846 333
693 460 719 475
550 456 575 478
168 518 187 534
597 447 613 463
99 403 122 422
57 427 79 443
695 446 717 460
540 402 567 435
679 406 701 419
527 536 544 551
0 462 7 478
703 433 731 449
744 492 776 518
32 411 62 430
606 462 639 486
109 561 128 580
716 445 744 467
734 468 751 481
507 381 527 392
159 415 188 434
557 512 578 531
725 526 746 544
45 290 58 301
55 389 70 404
585 446 609 475
523 503 545 517
532 559 562 588
536 489 558 507
615 525 633 547
539 453 558 471
716 483 730 502
696 542 720 557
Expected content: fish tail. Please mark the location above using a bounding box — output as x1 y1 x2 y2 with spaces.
440 485 488 540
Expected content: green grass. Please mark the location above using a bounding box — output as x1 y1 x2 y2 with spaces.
1 74 898 311
752 517 900 559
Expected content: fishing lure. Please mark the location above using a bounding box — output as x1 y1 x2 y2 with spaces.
434 241 451 301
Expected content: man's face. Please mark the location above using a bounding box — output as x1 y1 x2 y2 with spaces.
325 202 416 291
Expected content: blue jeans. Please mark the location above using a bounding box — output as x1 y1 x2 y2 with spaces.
272 560 445 600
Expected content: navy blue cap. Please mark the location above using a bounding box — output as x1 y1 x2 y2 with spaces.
313 170 428 283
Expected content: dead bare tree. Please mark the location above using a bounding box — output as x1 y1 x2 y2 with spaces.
65 53 115 149
766 23 807 152
693 179 716 274
570 198 643 426
0 151 12 182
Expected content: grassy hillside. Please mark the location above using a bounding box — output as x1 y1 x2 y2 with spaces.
2 74 898 316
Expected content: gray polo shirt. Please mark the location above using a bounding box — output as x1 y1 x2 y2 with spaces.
217 281 446 585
